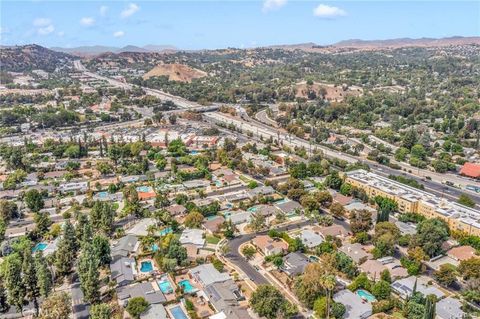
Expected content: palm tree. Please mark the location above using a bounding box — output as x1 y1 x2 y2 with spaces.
321 274 336 319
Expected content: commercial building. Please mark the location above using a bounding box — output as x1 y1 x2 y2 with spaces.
345 170 480 236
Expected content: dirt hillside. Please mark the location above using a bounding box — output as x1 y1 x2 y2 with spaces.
295 81 363 102
143 63 207 82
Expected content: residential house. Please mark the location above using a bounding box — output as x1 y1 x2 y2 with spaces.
447 245 476 261
253 235 288 256
140 304 168 319
117 282 166 307
298 229 324 248
111 234 139 260
165 204 187 216
205 279 251 319
359 259 408 280
246 186 275 199
126 218 158 237
391 276 445 299
189 264 231 287
227 210 252 225
339 243 372 264
203 215 225 234
436 297 466 319
110 257 136 286
180 228 205 248
333 289 372 319
274 200 303 215
281 252 309 276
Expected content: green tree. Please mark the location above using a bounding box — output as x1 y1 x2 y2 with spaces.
22 249 40 315
325 171 343 190
458 194 475 208
184 210 204 228
24 189 44 212
34 212 52 237
242 245 256 260
90 303 111 319
415 218 449 257
39 292 71 319
90 201 115 234
92 235 111 266
126 296 149 319
350 209 373 234
249 213 266 231
54 220 78 276
372 280 391 300
424 294 436 319
434 263 456 286
0 200 18 221
78 243 100 303
34 253 52 298
458 257 480 280
0 279 9 313
3 254 25 313
250 285 297 319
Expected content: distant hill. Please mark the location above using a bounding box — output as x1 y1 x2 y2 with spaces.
51 44 177 56
143 63 207 82
332 36 480 48
0 44 72 72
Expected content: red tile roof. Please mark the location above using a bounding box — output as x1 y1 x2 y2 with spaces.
460 162 480 178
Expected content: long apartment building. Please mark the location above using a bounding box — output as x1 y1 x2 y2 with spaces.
344 170 480 236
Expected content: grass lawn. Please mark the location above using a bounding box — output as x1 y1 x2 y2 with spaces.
206 235 221 244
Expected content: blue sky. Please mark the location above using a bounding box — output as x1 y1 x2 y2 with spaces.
1 1 479 49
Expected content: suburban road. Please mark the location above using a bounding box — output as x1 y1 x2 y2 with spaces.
225 217 350 285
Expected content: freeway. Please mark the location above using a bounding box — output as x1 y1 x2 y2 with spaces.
74 60 480 205
205 111 480 207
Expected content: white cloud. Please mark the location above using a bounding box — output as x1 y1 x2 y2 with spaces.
313 4 347 18
80 17 95 26
38 25 55 35
33 18 51 27
113 30 125 38
100 5 108 16
33 18 55 35
121 3 139 18
262 0 287 12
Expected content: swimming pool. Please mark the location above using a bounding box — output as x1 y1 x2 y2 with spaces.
140 260 154 273
151 243 159 252
189 150 199 156
356 289 376 302
214 180 223 187
169 305 189 319
275 198 289 204
247 206 258 212
178 279 197 294
137 185 153 193
96 191 109 198
157 278 174 294
32 242 47 252
205 215 218 221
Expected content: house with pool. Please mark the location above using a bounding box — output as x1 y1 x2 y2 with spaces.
117 281 166 308
204 279 251 319
188 263 231 288
333 289 372 319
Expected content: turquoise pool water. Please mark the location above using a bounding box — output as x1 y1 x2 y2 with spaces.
97 191 109 198
32 242 47 252
159 227 172 236
137 185 153 193
170 305 189 319
205 215 218 221
178 279 196 293
151 244 159 251
157 278 174 294
356 289 376 302
247 206 258 212
214 180 223 187
140 261 154 273
275 198 289 204
190 150 199 155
